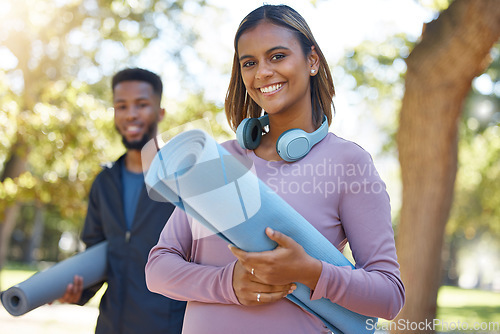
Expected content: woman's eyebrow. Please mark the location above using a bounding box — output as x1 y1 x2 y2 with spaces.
239 46 291 62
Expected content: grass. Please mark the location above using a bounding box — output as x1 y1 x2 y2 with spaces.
1 267 35 290
437 285 500 327
364 285 500 333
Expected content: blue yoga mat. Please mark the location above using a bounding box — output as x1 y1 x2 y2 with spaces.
144 129 377 334
1 242 107 316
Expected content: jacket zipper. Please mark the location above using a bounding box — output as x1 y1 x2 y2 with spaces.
119 229 131 332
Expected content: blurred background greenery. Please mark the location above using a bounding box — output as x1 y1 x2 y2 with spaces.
0 0 498 332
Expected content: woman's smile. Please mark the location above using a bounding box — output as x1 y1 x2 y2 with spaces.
259 82 284 95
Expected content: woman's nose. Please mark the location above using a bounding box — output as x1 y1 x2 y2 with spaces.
255 62 273 80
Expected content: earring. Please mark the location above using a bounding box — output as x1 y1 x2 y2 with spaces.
310 69 316 74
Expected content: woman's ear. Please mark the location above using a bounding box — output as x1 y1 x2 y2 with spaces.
308 46 320 76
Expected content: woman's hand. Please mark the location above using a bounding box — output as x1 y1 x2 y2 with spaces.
229 227 322 290
231 260 296 306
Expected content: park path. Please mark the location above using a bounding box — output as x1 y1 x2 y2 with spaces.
0 303 98 334
5 306 478 334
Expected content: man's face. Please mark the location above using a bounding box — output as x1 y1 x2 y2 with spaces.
113 81 165 150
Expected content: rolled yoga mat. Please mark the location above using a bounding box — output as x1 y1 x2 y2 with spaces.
1 241 107 316
144 129 377 334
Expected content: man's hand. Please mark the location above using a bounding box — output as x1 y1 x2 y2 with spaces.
54 275 84 304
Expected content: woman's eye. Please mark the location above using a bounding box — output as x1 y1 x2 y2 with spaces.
272 54 285 61
242 61 255 68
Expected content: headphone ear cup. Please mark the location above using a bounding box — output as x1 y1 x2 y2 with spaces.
236 118 263 150
276 129 310 162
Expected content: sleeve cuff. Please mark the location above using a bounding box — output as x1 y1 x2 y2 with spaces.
225 260 242 305
310 260 331 301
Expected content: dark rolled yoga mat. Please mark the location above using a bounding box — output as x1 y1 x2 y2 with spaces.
1 241 107 316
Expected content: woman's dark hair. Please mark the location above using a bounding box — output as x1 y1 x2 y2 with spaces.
225 5 335 131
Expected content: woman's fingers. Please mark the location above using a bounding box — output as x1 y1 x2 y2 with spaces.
250 280 296 294
247 281 297 306
233 260 297 306
238 285 294 306
253 290 292 305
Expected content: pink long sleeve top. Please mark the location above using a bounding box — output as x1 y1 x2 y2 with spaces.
145 133 405 334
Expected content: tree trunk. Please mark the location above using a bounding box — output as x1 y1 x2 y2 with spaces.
442 236 460 287
393 1 500 333
23 204 46 264
0 143 27 290
0 30 36 285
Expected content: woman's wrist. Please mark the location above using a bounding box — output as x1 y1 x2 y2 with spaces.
299 257 323 290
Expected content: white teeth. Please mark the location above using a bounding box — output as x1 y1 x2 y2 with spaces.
127 126 140 131
260 83 282 93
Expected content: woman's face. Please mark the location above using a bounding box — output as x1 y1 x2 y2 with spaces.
237 21 316 117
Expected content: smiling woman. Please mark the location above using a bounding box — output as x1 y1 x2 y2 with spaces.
237 22 315 130
145 4 405 334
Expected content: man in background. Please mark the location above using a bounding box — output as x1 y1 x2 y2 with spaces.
56 68 185 334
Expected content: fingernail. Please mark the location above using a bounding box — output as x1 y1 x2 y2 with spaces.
267 227 274 236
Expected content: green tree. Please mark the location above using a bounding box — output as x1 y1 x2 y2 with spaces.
337 33 415 155
337 0 500 331
395 1 500 332
0 0 213 287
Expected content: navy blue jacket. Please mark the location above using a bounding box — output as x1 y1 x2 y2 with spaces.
79 154 186 334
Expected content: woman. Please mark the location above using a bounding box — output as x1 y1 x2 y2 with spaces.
146 5 405 334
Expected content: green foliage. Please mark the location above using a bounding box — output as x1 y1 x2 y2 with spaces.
448 125 500 238
0 0 207 215
0 80 120 223
339 31 500 242
416 0 453 12
0 0 220 263
338 30 500 292
162 92 232 142
447 45 500 240
336 33 416 154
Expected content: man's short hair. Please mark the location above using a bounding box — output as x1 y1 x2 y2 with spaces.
112 68 163 98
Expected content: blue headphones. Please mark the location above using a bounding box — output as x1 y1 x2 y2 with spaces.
236 114 328 162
